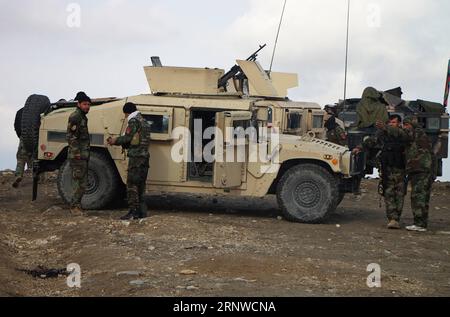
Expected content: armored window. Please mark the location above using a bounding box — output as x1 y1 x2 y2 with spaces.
268 108 273 124
313 115 324 129
426 117 440 131
139 106 173 141
287 113 302 131
143 114 169 134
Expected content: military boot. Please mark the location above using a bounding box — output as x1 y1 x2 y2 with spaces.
12 177 23 189
120 209 139 220
139 202 148 219
387 220 401 230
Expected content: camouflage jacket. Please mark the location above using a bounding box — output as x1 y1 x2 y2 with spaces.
386 126 433 174
67 108 90 160
115 113 150 158
326 126 347 146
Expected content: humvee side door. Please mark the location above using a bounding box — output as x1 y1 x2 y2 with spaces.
213 111 252 189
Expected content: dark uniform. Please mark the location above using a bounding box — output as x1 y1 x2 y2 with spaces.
67 107 90 210
386 119 434 229
359 129 407 223
113 112 151 218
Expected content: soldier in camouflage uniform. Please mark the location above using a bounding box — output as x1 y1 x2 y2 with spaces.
384 117 434 232
12 108 33 188
67 92 91 216
353 115 407 229
325 115 347 146
108 102 151 220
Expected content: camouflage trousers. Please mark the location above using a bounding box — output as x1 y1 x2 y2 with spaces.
15 139 33 178
383 169 406 222
70 159 89 209
127 157 149 211
409 172 433 228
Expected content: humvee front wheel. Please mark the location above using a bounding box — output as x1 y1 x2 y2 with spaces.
277 164 338 223
57 151 123 210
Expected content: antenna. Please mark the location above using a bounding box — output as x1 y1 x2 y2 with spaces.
343 0 351 106
444 59 450 108
269 0 288 76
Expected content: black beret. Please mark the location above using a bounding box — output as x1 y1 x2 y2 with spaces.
123 102 138 114
75 91 92 104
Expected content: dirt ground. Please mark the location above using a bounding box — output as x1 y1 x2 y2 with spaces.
0 170 449 297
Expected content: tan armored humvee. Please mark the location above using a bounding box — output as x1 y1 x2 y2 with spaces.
27 57 364 223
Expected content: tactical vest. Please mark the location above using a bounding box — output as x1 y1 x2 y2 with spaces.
128 114 151 158
380 137 405 170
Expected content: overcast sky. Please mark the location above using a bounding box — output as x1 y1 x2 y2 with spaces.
0 0 449 179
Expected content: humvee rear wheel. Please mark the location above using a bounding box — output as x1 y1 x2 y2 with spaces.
57 151 122 210
277 164 338 223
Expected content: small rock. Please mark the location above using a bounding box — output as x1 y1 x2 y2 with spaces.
129 280 145 286
121 221 131 227
180 270 197 276
116 271 142 277
277 216 283 221
186 285 199 290
233 277 257 283
148 246 156 251
336 224 341 228
43 206 63 214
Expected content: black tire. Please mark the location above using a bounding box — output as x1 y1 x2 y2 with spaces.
277 164 339 223
57 151 123 210
21 95 51 154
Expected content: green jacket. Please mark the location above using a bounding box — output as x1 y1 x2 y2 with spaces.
326 126 347 146
356 87 389 129
67 108 90 160
386 126 433 174
115 113 151 158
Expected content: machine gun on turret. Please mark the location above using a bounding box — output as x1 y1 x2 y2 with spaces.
218 44 267 91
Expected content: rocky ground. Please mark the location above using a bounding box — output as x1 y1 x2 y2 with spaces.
0 170 449 297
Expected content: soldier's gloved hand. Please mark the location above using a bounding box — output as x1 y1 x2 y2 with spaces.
107 137 116 146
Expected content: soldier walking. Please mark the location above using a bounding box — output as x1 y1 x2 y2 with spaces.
67 92 91 216
383 117 434 232
12 108 33 188
353 115 407 229
107 102 151 220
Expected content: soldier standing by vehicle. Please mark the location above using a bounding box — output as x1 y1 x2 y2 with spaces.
382 117 435 232
67 92 91 216
325 115 347 146
353 115 407 229
12 108 33 188
107 102 151 220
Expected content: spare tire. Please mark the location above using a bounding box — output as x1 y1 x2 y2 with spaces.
21 95 51 154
